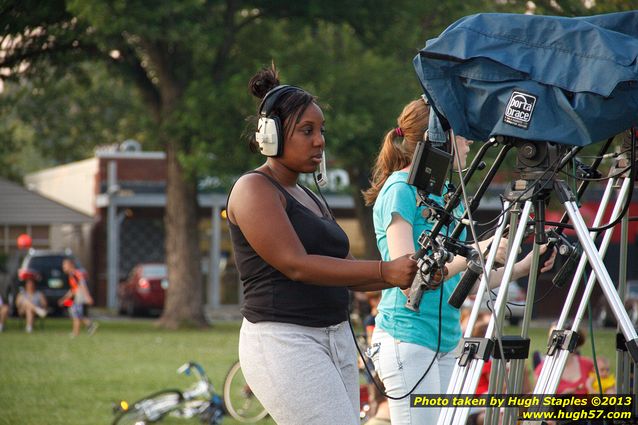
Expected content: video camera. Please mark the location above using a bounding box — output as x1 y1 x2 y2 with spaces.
403 11 638 313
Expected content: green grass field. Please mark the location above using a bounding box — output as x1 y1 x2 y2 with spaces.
0 317 275 425
0 316 619 425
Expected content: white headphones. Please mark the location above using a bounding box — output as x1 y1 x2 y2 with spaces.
255 85 303 157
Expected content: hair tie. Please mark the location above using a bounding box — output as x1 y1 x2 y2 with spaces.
394 127 404 137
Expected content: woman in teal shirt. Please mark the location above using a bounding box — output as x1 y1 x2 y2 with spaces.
363 98 555 425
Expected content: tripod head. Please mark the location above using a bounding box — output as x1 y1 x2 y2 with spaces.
447 138 585 310
513 140 568 181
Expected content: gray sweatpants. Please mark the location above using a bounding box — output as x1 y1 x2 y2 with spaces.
238 318 360 425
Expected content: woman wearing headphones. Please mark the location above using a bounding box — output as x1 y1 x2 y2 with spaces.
363 98 555 425
226 65 418 425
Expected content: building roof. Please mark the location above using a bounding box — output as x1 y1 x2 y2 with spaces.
0 178 93 225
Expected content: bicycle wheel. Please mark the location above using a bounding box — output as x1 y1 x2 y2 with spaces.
223 361 268 423
112 389 184 425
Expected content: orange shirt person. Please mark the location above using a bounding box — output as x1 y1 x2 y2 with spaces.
59 258 97 337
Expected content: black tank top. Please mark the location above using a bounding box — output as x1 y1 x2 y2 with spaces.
228 171 350 327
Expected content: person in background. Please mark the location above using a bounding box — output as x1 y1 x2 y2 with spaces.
59 258 98 337
16 277 47 333
364 373 391 425
534 322 593 395
364 291 382 345
226 64 418 425
364 97 555 425
0 293 9 332
533 322 595 425
587 355 616 394
361 291 383 413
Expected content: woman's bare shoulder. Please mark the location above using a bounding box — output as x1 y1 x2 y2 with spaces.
228 172 284 222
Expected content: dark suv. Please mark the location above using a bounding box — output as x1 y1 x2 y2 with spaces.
7 249 85 316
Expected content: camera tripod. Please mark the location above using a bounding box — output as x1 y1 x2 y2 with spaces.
437 139 638 425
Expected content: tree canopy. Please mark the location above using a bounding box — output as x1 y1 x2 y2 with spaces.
1 0 633 326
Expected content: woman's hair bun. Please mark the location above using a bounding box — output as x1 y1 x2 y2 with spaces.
249 63 280 99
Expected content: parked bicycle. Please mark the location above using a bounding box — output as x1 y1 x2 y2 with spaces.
112 361 225 425
222 360 269 423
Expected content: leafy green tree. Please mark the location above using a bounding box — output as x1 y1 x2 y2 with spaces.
4 0 625 328
0 62 150 180
1 1 263 327
591 0 638 12
266 0 516 257
2 0 455 327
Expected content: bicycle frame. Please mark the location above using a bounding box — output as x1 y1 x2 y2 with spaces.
112 361 224 425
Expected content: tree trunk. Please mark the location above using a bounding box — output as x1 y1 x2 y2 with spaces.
349 167 380 260
158 140 207 328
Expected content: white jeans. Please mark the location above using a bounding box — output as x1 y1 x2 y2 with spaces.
239 318 360 425
370 327 455 425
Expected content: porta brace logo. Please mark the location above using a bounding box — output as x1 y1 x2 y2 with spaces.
503 91 537 130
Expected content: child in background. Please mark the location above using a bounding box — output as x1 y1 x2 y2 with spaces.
587 356 616 394
16 278 47 333
59 258 98 337
363 291 382 345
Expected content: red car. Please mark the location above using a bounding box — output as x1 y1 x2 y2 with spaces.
117 263 168 316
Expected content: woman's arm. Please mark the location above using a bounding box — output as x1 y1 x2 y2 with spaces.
385 215 425 296
467 243 556 293
58 289 72 306
385 213 487 295
344 253 395 292
348 282 396 292
486 244 556 287
228 174 417 288
386 214 415 260
383 213 555 295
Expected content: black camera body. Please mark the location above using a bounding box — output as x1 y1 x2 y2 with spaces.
407 141 452 196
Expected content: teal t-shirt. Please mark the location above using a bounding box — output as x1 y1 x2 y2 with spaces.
373 171 465 352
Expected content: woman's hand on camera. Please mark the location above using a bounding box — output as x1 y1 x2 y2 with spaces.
519 243 557 274
477 236 511 265
382 254 418 289
537 244 557 273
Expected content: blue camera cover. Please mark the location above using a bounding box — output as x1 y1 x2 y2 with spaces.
415 12 638 146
